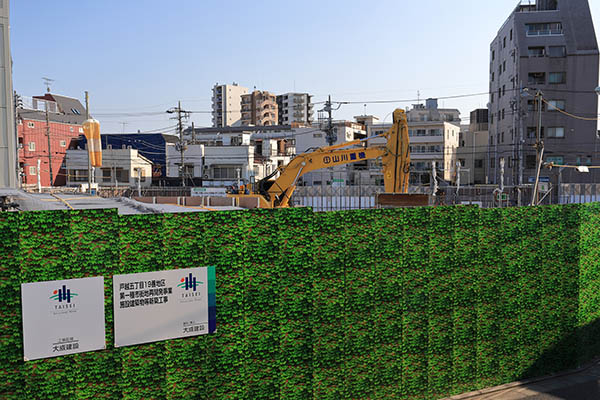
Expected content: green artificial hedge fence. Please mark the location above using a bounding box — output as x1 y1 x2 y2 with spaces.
1 204 600 399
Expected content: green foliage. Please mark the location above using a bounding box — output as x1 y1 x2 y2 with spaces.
0 204 599 399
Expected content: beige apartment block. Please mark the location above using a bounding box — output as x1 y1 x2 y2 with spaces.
212 83 248 127
241 91 278 126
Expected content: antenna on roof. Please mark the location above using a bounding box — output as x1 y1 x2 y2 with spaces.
42 77 54 93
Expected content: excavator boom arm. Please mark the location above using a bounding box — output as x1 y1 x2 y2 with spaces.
264 109 410 207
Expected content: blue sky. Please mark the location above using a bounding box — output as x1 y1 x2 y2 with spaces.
10 0 600 134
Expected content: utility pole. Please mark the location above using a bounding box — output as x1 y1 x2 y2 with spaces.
178 101 185 187
137 168 141 197
85 91 92 193
167 102 189 187
37 159 41 193
45 101 53 187
14 92 22 188
455 161 461 201
531 91 544 206
322 95 339 146
431 161 438 197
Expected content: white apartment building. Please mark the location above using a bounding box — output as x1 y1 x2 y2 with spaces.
183 126 295 186
363 100 461 185
457 109 489 185
65 148 153 188
293 121 366 154
293 121 367 186
277 93 314 125
212 83 248 127
166 143 205 180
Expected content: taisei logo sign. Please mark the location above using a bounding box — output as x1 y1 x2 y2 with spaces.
178 273 202 291
21 276 106 361
113 266 216 348
50 285 78 303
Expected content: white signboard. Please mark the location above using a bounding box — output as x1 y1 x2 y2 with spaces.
191 187 227 197
113 266 216 348
21 277 106 361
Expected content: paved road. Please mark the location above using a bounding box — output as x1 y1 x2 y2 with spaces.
445 361 600 400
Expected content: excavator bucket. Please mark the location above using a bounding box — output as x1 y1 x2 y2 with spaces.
381 109 410 194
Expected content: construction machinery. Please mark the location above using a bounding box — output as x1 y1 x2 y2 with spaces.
229 108 411 209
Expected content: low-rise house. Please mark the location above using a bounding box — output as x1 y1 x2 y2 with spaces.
65 148 153 188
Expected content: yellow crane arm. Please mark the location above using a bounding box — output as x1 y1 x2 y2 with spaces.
261 109 410 208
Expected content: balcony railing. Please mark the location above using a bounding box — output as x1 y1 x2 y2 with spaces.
527 29 563 36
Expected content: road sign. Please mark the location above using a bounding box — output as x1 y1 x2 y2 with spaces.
528 176 550 183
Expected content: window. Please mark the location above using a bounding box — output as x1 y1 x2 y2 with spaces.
528 100 547 112
69 127 74 133
503 37 506 48
28 142 35 151
29 166 36 176
475 159 484 168
549 72 566 84
491 93 494 104
501 132 505 142
577 156 592 166
510 29 513 41
502 109 505 120
116 169 129 183
140 169 150 182
528 46 546 57
502 85 505 96
312 133 322 138
71 108 81 115
547 127 565 138
429 129 442 136
79 128 84 133
491 72 495 82
547 100 565 111
503 61 506 72
527 127 545 138
213 166 242 179
59 140 66 147
549 46 566 58
528 72 546 85
27 122 35 128
490 157 495 169
492 50 495 61
490 114 494 124
102 169 112 183
526 155 537 169
69 169 88 182
546 156 564 164
526 22 563 36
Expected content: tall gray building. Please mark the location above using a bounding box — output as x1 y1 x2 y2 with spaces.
489 0 599 186
0 1 16 188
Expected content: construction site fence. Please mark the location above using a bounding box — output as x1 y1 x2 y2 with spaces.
2 204 600 399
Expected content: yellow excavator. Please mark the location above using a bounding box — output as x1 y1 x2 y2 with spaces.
229 108 411 209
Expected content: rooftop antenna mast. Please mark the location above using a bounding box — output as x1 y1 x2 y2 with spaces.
42 77 54 93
